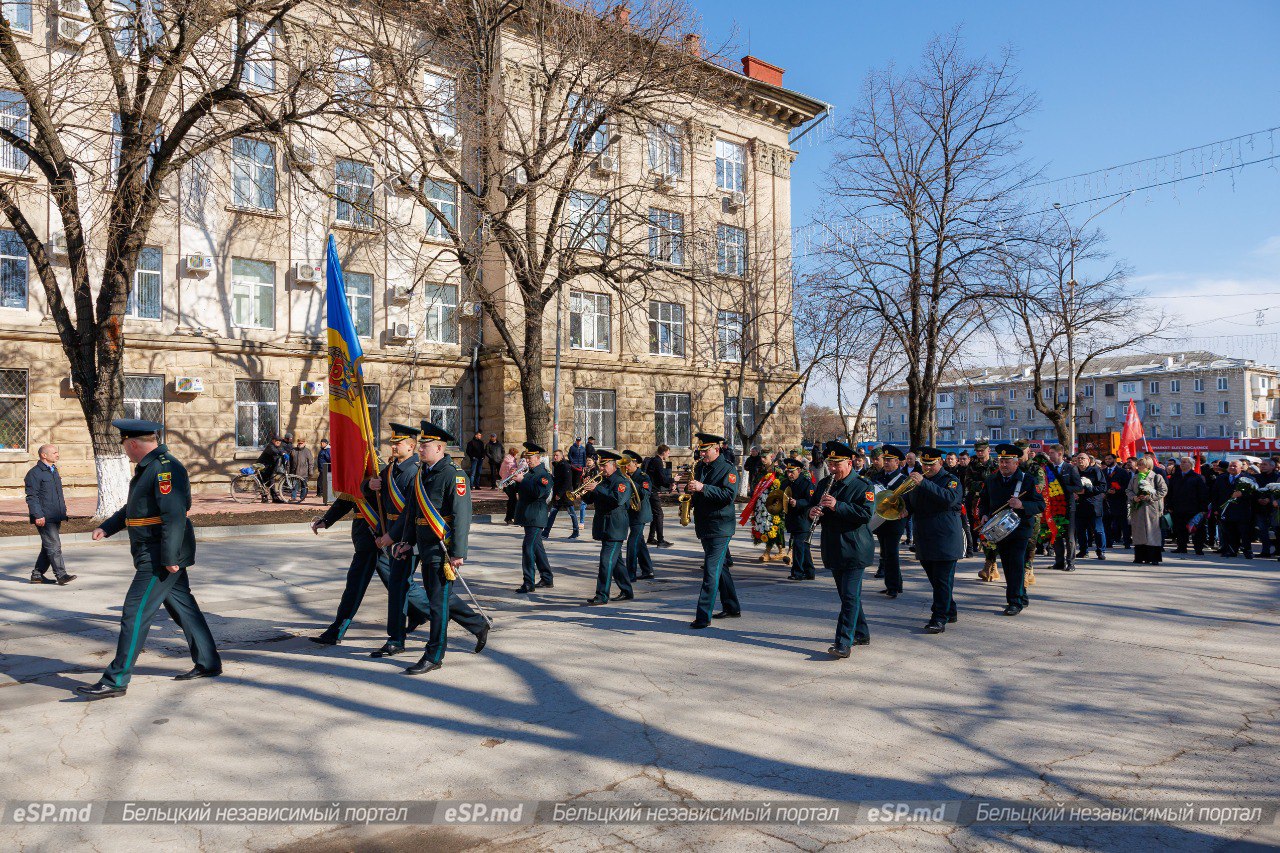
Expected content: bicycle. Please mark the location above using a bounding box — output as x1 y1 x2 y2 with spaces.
229 464 307 504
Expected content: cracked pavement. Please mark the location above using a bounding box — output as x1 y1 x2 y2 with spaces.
1 519 1277 851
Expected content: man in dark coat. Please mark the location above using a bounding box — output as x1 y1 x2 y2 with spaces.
1099 453 1132 548
484 433 504 487
620 450 654 580
1167 456 1208 555
871 445 908 596
688 433 740 628
543 449 580 539
25 443 75 584
783 457 816 580
255 435 288 502
464 432 485 486
903 447 964 633
645 445 674 547
809 440 874 658
1073 452 1108 559
979 443 1047 616
290 436 315 502
582 450 635 605
1212 460 1256 558
513 442 553 593
1046 444 1084 571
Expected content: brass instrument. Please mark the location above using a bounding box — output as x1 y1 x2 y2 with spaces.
567 471 603 502
868 474 918 532
497 459 529 489
622 472 642 511
675 464 693 526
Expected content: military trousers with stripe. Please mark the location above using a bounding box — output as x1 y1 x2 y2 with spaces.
102 565 220 688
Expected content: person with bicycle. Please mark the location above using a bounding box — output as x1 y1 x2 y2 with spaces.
255 435 288 503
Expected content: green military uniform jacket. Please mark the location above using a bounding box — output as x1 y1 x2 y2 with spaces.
99 444 196 569
626 470 652 526
389 455 473 559
964 458 996 502
692 455 738 538
586 469 632 542
816 471 875 570
514 461 552 528
903 469 965 561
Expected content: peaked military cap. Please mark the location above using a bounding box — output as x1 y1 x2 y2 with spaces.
522 441 546 455
622 449 644 463
915 446 943 463
112 418 162 439
597 449 624 462
823 440 854 461
783 457 807 469
881 444 906 461
694 432 724 449
973 439 990 449
1014 438 1031 449
418 420 455 444
389 422 421 442
996 443 1022 459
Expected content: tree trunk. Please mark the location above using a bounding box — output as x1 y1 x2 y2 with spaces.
84 377 130 518
519 315 551 446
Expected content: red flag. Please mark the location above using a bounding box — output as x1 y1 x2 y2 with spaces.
1118 399 1145 461
1193 451 1202 474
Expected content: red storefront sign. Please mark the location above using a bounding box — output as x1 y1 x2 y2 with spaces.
1145 438 1280 454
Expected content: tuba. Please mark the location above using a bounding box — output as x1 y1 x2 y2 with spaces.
868 475 918 532
675 463 693 526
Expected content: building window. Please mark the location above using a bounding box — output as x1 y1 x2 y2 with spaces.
344 271 373 339
1149 381 1159 394
716 309 745 363
654 392 691 448
123 374 164 427
1194 402 1206 416
569 291 610 352
1009 427 1020 439
1171 425 1182 438
422 71 457 137
1169 379 1180 393
231 258 275 329
1119 381 1137 396
648 208 684 265
724 396 756 447
1104 404 1115 419
1147 403 1160 416
1026 408 1033 420
938 392 951 405
0 367 26 450
1083 384 1094 397
1194 378 1204 392
1104 383 1115 397
234 379 278 449
423 283 458 344
990 427 1003 440
1009 408 1018 421
1217 377 1228 391
647 123 682 178
899 413 906 425
0 90 29 173
231 137 276 210
1010 389 1019 401
3 0 31 32
333 48 372 99
569 95 610 154
112 0 163 57
425 180 457 241
1170 402 1181 416
126 246 162 320
716 224 747 277
574 388 615 448
886 397 893 408
567 191 609 253
715 138 746 192
110 113 162 187
0 228 27 309
1218 400 1229 414
335 159 375 228
648 301 684 357
429 385 459 442
241 22 276 91
1218 424 1227 437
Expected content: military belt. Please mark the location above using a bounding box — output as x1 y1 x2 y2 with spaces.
126 516 162 527
416 514 454 525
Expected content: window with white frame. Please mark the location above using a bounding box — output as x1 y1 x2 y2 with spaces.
567 191 609 253
424 179 458 240
333 48 371 100
241 22 276 91
648 208 684 265
716 309 744 363
429 386 460 442
0 228 27 309
1171 425 1182 438
1217 377 1228 391
1026 388 1034 399
990 427 1003 440
574 388 615 447
422 71 457 137
126 247 162 320
715 138 745 192
364 383 381 439
0 90 28 173
654 392 691 447
1196 425 1205 438
111 0 162 58
716 224 746 276
1119 381 1137 395
1147 403 1160 416
570 291 610 351
899 413 906 425
0 367 26 450
886 397 893 408
1170 379 1181 392
724 396 756 448
110 114 162 186
234 379 277 449
3 0 31 32
123 374 164 427
231 137 276 210
569 95 609 153
1170 402 1181 416
1009 408 1018 421
1009 389 1018 401
344 271 373 339
1105 404 1116 418
423 283 458 344
1025 408 1033 420
1218 424 1227 437
335 159 375 228
1083 384 1094 397
648 301 684 357
647 123 683 178
1041 387 1052 400
1194 402 1206 415
230 258 275 329
1218 400 1229 414
1149 381 1159 394
1194 378 1204 392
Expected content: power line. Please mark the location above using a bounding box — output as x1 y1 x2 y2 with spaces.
1042 154 1280 213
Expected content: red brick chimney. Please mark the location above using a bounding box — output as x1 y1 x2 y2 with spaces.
683 33 701 55
741 56 784 87
612 4 629 25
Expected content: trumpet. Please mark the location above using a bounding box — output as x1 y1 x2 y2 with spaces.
567 471 603 502
674 464 694 526
497 459 529 489
868 475 918 532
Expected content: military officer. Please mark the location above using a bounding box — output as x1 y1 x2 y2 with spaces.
309 424 431 650
979 443 1047 616
903 447 965 633
689 432 741 629
965 440 997 565
809 440 875 658
386 421 488 675
783 457 817 580
512 441 554 593
620 450 655 581
583 449 635 604
871 445 908 597
78 420 221 699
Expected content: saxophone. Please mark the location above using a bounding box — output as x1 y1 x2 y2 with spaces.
676 463 693 526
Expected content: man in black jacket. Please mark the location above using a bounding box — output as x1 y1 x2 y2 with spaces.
464 432 485 486
645 445 674 547
543 449 580 539
980 444 1047 616
255 435 288 502
484 433 504 487
1047 444 1084 571
1212 460 1255 558
1073 452 1108 560
1099 453 1131 548
1167 457 1208 555
25 444 75 584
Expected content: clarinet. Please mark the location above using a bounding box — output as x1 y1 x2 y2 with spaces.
807 475 835 547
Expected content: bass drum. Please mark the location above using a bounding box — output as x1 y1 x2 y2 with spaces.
978 506 1022 544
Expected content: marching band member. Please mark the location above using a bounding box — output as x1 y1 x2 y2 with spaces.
513 441 554 593
902 447 964 633
621 450 655 580
809 440 875 658
784 457 817 580
979 443 1046 616
583 450 635 605
871 445 908 597
689 432 741 629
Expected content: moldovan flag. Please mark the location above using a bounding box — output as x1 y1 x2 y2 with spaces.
325 235 378 499
1118 398 1145 462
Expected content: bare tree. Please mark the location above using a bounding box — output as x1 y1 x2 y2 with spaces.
815 298 900 446
820 31 1038 446
799 402 843 447
0 0 340 512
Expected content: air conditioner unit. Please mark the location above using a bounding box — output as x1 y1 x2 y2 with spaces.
727 190 747 209
185 254 214 274
653 172 676 191
501 167 528 194
49 231 68 256
460 300 481 316
58 0 89 19
294 261 320 284
288 143 318 170
174 376 204 394
299 380 325 398
390 321 415 340
56 17 90 44
390 284 413 304
594 154 617 174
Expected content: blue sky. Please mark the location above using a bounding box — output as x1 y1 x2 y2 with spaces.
694 0 1280 364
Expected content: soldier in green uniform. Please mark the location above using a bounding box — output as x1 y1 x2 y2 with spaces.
77 420 221 699
809 440 875 658
903 447 965 633
871 445 908 596
512 441 553 593
965 440 1000 577
783 457 817 580
979 443 1047 615
689 432 741 629
1018 439 1046 585
386 421 487 675
583 449 635 604
309 424 432 649
621 450 654 581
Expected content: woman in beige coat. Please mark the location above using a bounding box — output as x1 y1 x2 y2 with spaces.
1126 456 1168 564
